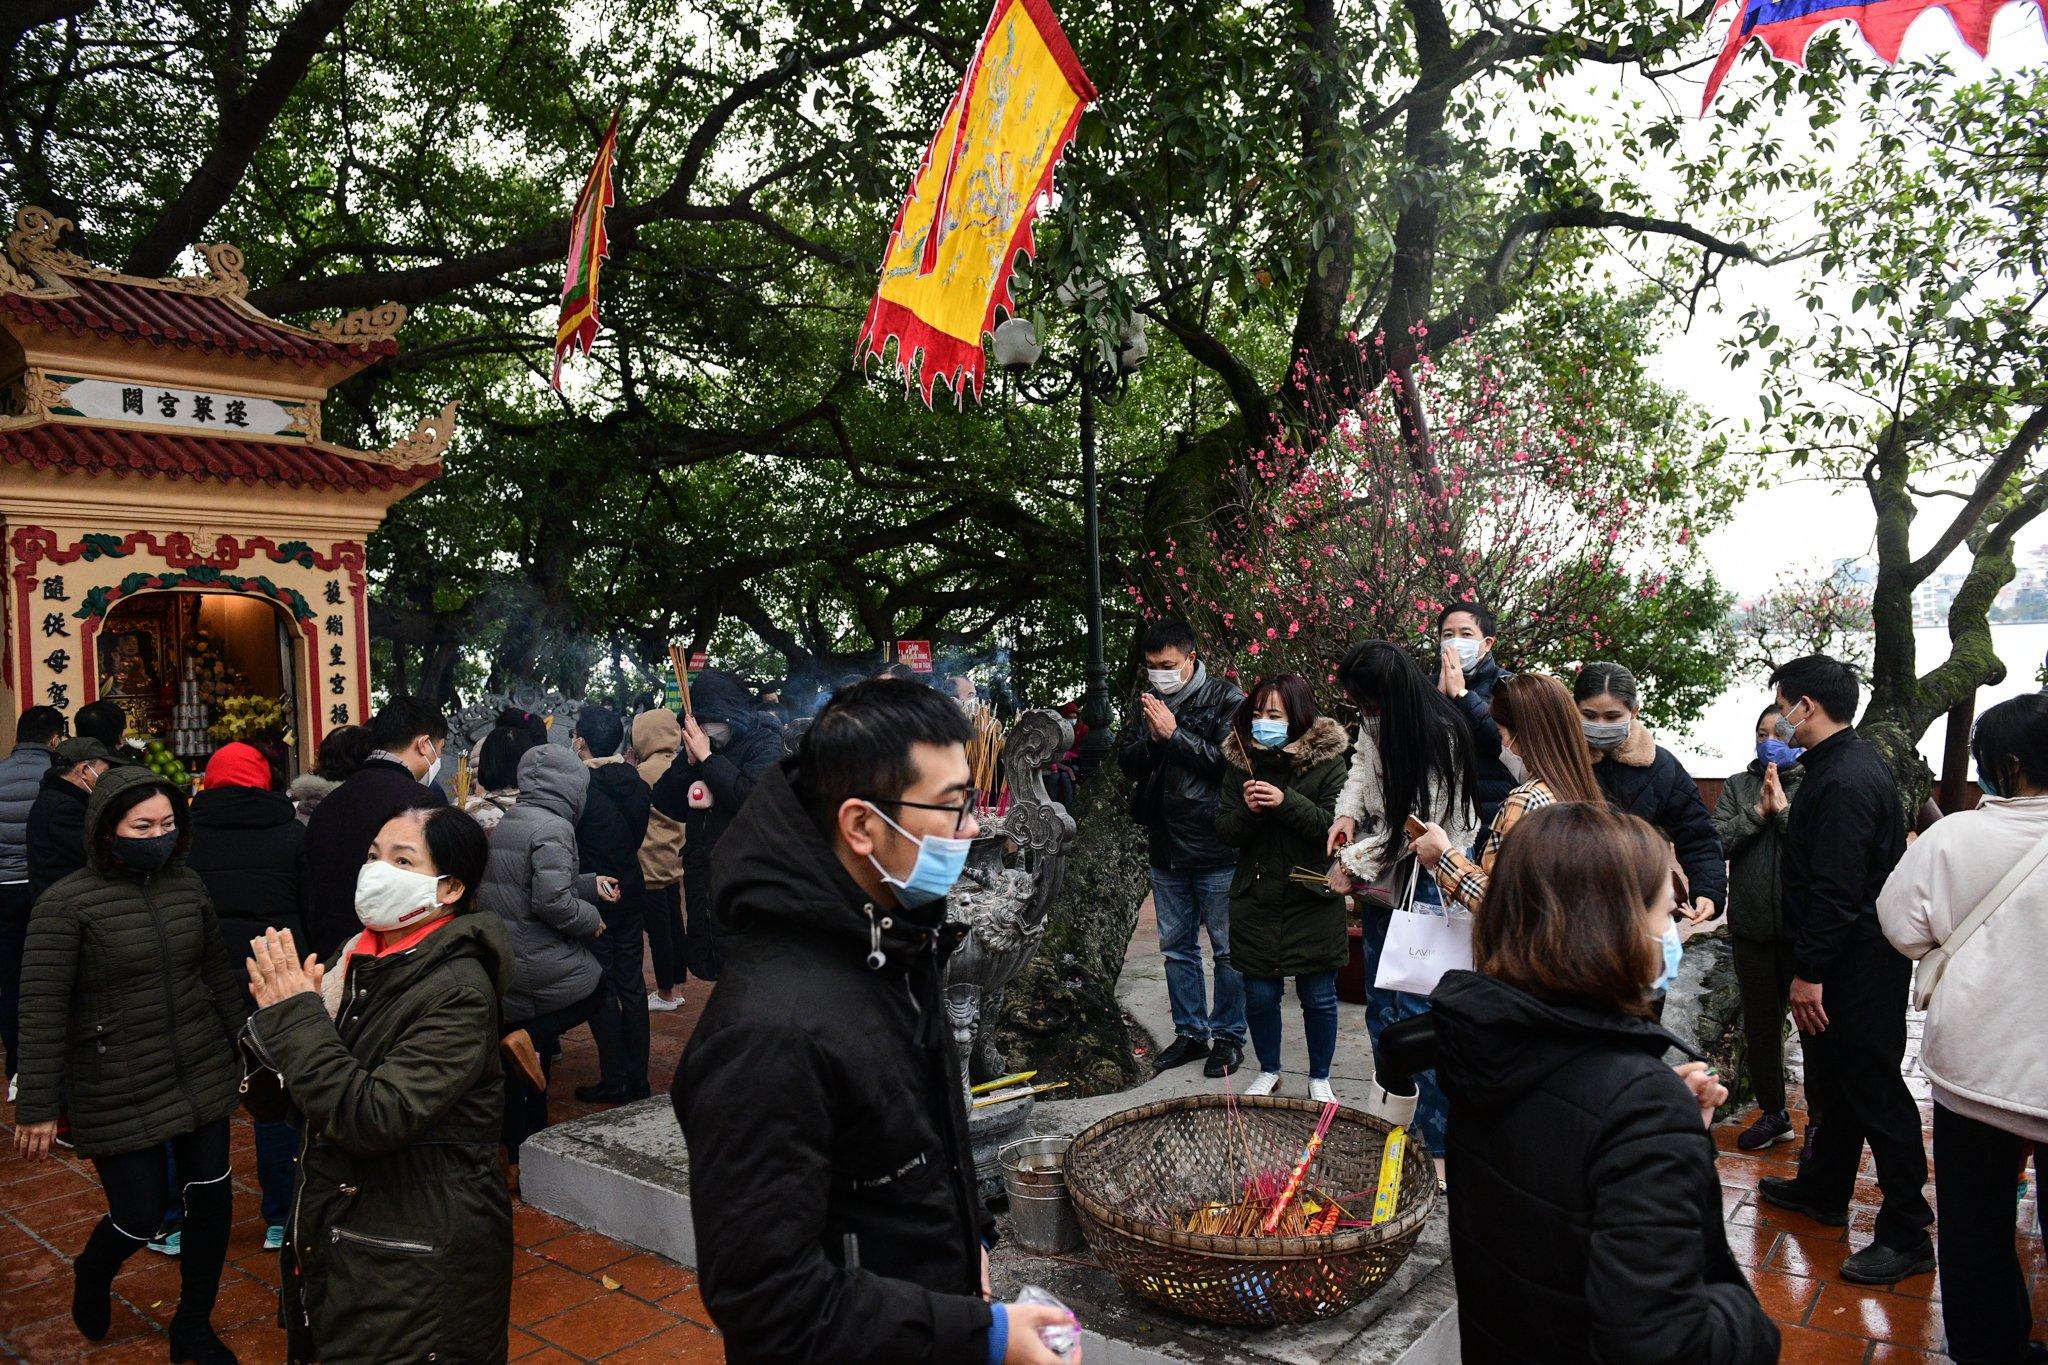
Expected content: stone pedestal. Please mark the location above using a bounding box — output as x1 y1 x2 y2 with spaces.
968 1093 1034 1198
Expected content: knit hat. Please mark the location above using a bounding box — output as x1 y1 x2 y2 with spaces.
203 741 273 790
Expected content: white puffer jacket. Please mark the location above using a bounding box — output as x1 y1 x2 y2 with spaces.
1878 794 2048 1142
1334 718 1480 883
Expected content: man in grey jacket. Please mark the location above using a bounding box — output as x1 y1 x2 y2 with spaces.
480 743 616 1159
0 705 65 1089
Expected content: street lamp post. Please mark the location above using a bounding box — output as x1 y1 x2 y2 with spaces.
993 307 1145 775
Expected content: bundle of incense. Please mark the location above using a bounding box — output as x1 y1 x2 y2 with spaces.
1289 866 1331 889
1260 1101 1341 1235
452 753 472 806
667 644 694 716
971 1070 1036 1095
1370 1128 1408 1226
971 1081 1067 1108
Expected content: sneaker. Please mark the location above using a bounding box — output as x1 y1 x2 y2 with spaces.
146 1229 182 1257
6 1074 15 1103
1243 1071 1282 1097
647 991 684 1013
54 1118 73 1149
1840 1239 1935 1285
1203 1038 1243 1079
572 1082 646 1105
264 1225 285 1251
1737 1108 1797 1151
1308 1078 1337 1105
1757 1175 1849 1227
1153 1036 1209 1073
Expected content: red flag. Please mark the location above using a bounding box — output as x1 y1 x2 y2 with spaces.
553 115 619 389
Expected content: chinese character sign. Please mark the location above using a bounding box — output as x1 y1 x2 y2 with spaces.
49 375 295 435
854 0 1095 406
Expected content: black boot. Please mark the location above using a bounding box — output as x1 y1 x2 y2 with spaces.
167 1178 236 1364
71 1218 135 1341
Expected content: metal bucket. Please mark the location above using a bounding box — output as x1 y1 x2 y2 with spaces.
999 1136 1082 1254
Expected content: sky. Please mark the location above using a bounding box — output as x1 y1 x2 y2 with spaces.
1612 6 2048 598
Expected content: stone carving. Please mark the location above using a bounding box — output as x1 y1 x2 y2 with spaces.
166 242 250 299
7 206 95 278
308 302 409 345
0 370 70 431
366 400 460 468
942 708 1078 1195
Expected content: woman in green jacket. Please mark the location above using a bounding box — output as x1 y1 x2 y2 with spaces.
13 765 245 1363
1214 674 1352 1102
244 804 514 1365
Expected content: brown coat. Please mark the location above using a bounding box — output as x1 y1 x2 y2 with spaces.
632 709 686 889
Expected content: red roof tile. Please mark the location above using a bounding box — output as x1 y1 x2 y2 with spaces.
1 276 395 367
0 422 436 492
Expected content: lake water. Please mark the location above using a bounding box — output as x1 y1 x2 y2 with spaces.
1662 622 2048 779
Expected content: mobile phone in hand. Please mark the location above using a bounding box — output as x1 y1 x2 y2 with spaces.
1403 815 1428 841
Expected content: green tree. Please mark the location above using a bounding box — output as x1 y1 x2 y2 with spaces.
1729 67 2048 804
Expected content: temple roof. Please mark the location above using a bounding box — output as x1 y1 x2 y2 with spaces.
0 206 406 378
0 419 438 492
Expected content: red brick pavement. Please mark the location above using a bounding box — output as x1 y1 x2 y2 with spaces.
4 964 2044 1361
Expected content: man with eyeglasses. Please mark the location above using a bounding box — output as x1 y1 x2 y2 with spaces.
675 678 1080 1365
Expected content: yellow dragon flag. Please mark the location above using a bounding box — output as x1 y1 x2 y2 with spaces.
856 0 1096 406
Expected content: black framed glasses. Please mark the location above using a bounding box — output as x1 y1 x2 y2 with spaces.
860 795 977 836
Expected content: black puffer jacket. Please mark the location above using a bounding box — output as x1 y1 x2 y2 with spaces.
1115 663 1246 870
675 759 996 1365
1592 721 1728 911
15 766 245 1156
1430 971 1778 1364
1214 717 1351 977
26 767 89 900
1446 654 1516 825
247 910 515 1364
187 785 309 989
577 757 650 901
650 672 783 937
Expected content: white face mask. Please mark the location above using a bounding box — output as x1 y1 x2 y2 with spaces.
354 859 449 932
1147 665 1188 696
1444 636 1484 669
1500 746 1529 785
422 752 444 786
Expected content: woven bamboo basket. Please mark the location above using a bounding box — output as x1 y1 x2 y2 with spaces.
1064 1094 1436 1326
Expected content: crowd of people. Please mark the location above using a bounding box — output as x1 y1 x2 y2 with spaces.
1115 608 2045 1363
0 619 2038 1363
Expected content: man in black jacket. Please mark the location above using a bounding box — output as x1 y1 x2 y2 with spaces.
650 669 784 977
676 679 1073 1365
1757 654 1933 1285
571 705 654 1103
27 736 111 900
302 697 448 957
1 706 64 1088
1115 618 1247 1078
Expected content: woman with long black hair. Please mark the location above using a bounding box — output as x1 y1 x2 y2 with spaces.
1324 640 1477 1161
14 766 245 1363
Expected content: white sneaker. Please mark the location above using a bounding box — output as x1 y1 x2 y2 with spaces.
1308 1078 1337 1104
647 991 684 1012
6 1074 14 1103
1243 1071 1282 1097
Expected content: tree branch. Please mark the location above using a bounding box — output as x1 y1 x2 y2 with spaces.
122 0 360 276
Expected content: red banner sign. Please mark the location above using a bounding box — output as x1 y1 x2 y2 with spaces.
895 640 933 674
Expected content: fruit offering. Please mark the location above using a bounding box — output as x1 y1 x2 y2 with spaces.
141 737 191 788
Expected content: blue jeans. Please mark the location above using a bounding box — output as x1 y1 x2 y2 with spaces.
1360 877 1450 1155
1244 971 1339 1078
1151 866 1245 1044
254 1119 300 1226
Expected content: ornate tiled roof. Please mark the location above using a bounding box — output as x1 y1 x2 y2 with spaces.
0 206 405 370
0 420 437 492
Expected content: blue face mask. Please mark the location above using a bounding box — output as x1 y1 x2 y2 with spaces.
1978 763 2002 798
864 802 972 909
1756 738 1803 768
1649 923 1683 993
1250 718 1290 748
